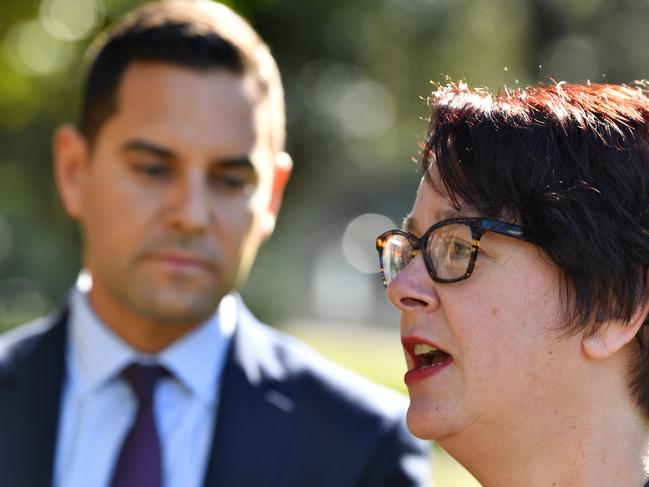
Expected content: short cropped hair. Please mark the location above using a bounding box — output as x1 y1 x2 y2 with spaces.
80 0 285 151
422 81 649 416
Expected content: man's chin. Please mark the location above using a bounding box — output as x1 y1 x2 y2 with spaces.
123 282 226 327
145 296 222 325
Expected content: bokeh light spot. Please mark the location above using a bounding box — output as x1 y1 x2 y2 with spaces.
311 240 375 323
0 278 49 330
40 0 103 41
339 80 396 138
542 36 599 82
308 62 396 139
3 19 73 75
342 213 396 273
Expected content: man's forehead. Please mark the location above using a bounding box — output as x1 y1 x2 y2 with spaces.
116 61 258 111
107 64 256 138
93 62 275 159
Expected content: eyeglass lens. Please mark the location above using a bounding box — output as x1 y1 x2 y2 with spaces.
382 234 412 284
381 223 474 284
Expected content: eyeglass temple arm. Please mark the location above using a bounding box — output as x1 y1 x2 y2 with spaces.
480 220 532 241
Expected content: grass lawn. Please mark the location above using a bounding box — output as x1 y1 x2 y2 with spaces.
284 321 481 487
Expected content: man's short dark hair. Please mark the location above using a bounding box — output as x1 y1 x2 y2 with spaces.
80 0 285 150
422 81 649 416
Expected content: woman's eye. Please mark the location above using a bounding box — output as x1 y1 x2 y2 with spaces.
449 239 472 258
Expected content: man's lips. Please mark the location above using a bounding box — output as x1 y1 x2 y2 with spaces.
401 336 453 385
142 251 217 273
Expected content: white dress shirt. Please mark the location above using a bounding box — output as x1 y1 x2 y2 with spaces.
53 282 236 487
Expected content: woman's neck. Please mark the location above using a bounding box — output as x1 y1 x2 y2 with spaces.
439 392 649 487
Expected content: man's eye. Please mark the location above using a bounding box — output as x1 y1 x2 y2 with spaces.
134 163 170 177
210 173 254 191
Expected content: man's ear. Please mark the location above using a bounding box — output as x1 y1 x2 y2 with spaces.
260 151 292 238
582 296 649 361
53 125 89 220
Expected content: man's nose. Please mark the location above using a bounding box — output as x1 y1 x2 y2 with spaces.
168 173 210 235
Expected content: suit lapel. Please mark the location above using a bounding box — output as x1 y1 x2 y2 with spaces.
0 306 68 487
202 302 297 487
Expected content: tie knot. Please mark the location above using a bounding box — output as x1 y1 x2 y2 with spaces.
121 363 168 404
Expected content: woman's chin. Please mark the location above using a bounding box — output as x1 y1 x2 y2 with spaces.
406 399 460 441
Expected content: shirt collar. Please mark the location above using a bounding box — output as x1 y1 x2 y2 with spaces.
157 293 236 404
68 274 236 406
68 289 134 396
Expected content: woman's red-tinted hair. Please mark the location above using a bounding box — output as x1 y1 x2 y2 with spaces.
423 81 649 416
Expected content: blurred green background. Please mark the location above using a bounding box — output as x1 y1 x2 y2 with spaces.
2 0 649 485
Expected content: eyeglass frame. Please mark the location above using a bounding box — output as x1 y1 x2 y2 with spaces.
376 217 533 287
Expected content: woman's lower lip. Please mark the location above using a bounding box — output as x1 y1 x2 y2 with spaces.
404 361 452 385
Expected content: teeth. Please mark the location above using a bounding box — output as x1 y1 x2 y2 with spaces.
414 343 437 355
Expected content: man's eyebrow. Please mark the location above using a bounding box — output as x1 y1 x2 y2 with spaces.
121 139 175 158
120 141 256 170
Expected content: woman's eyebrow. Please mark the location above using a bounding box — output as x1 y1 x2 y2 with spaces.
402 208 467 234
402 214 418 233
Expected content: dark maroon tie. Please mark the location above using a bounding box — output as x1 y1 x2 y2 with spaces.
110 364 167 487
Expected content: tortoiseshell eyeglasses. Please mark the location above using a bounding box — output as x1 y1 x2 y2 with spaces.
376 217 533 286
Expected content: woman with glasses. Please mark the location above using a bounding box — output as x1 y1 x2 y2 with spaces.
377 82 649 487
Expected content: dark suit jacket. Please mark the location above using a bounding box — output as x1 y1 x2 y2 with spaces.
0 297 430 487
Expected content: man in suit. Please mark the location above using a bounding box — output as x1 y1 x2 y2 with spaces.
0 1 430 486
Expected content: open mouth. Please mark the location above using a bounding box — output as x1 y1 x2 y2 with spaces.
403 340 453 370
413 343 452 367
